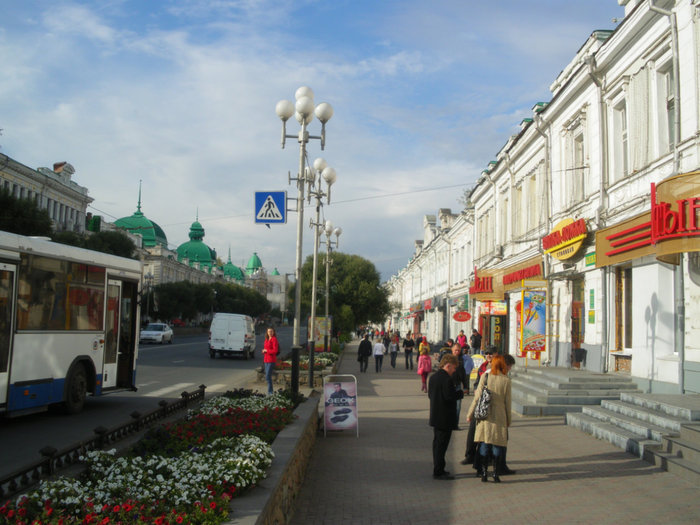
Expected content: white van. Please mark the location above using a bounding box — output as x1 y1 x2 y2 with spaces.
208 313 256 359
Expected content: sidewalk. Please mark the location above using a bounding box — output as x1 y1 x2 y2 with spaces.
289 341 700 524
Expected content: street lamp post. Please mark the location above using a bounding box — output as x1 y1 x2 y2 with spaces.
276 86 333 392
144 272 154 324
322 221 342 352
307 160 337 387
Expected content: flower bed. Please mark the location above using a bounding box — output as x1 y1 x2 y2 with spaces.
0 390 298 524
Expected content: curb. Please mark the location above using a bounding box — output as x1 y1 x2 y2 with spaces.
225 391 321 525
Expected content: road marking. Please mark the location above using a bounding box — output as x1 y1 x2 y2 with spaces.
206 384 228 392
143 382 196 397
172 360 186 363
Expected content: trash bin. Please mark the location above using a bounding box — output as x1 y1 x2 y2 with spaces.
572 348 587 368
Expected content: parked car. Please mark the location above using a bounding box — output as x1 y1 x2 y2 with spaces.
140 323 174 344
170 318 186 327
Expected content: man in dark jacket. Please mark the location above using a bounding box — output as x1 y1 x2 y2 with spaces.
450 343 469 428
357 334 372 373
429 354 464 480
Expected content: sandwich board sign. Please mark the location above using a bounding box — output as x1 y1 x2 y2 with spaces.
255 191 286 224
323 374 359 437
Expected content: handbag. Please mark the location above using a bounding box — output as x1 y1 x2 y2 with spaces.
473 373 492 421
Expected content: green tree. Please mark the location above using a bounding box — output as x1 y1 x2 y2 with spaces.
294 252 390 334
51 230 137 259
0 188 52 236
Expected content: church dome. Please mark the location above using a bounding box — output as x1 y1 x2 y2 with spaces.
176 217 216 271
223 248 245 282
246 252 263 276
114 186 168 248
270 267 280 276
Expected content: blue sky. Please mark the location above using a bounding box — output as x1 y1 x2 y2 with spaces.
0 0 624 280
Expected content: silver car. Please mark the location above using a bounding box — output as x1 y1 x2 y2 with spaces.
140 323 174 344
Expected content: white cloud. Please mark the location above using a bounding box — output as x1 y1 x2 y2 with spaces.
0 0 623 280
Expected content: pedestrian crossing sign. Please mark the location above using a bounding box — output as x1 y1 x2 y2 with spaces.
255 191 287 224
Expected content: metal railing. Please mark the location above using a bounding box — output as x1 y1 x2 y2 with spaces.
0 385 206 499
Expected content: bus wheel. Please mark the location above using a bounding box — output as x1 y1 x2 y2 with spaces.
209 349 216 359
64 365 87 414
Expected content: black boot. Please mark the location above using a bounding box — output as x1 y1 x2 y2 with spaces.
480 455 489 482
502 447 516 475
492 454 503 483
473 450 482 476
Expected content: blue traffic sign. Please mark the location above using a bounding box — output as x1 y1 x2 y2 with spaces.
255 191 287 224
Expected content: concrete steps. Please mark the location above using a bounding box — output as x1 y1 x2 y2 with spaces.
510 366 640 416
566 392 700 484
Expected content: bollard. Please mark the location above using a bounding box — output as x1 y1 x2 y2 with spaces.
291 345 301 396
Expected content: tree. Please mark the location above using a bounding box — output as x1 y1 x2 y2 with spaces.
0 188 52 236
294 252 390 334
51 230 138 259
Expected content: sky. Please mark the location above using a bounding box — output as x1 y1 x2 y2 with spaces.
0 0 625 281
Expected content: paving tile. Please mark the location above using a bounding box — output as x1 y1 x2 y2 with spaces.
289 342 700 524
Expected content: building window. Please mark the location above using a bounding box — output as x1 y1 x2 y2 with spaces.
657 66 676 154
513 185 523 238
612 101 629 182
527 173 537 232
614 267 633 350
571 131 585 204
499 193 508 245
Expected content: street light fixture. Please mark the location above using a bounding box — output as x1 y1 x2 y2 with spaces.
143 272 154 324
322 221 342 352
276 86 333 392
307 158 337 387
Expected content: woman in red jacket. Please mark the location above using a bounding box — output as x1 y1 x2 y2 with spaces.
263 327 279 395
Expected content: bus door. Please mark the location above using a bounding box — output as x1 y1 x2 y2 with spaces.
103 280 121 389
0 263 15 407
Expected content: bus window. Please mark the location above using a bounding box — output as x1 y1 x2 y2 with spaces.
17 254 106 331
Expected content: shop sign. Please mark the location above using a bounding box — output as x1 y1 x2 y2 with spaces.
596 171 700 267
453 311 472 322
423 298 433 310
585 252 596 266
469 267 493 294
542 218 587 260
483 300 507 316
651 181 700 245
502 263 542 285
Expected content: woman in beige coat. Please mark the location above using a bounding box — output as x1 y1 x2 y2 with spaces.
466 354 512 482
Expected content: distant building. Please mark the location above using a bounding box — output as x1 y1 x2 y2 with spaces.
0 154 92 233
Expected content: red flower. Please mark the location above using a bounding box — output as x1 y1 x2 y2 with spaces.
112 505 121 513
209 501 217 509
176 517 184 524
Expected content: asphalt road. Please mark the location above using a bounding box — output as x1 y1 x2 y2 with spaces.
0 325 302 479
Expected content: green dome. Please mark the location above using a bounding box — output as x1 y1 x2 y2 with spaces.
246 252 263 276
177 218 216 270
271 267 280 276
115 186 168 248
223 248 245 282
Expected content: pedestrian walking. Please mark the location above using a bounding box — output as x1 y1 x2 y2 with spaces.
373 338 386 372
450 343 469 427
417 346 432 392
262 327 279 395
466 354 512 482
463 348 475 395
403 332 415 370
389 334 399 368
456 330 467 349
357 333 372 373
470 328 482 354
429 354 464 480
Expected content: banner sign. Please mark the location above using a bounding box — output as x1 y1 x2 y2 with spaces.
453 311 472 322
516 291 547 358
323 374 359 437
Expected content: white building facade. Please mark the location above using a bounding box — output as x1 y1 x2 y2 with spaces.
386 0 700 394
